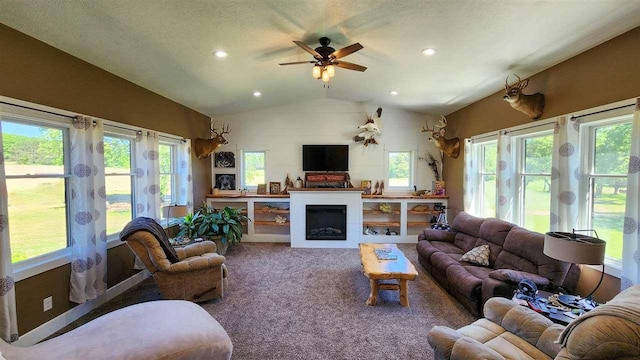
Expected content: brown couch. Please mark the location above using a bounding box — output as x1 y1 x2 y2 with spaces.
416 211 579 316
427 285 640 359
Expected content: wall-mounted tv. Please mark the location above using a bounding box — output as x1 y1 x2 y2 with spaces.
302 145 349 172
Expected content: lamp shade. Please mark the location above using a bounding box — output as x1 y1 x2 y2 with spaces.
543 232 606 265
163 205 188 219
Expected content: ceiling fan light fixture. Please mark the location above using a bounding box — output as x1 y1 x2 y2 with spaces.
213 50 229 58
312 65 322 79
421 48 436 56
321 70 330 82
326 65 335 77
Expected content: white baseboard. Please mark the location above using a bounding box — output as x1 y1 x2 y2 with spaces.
13 270 151 347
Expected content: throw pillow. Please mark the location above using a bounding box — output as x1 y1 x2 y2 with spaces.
460 245 490 266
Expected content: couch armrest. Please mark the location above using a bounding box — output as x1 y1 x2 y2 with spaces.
167 253 225 273
427 326 505 360
420 228 456 243
489 269 550 286
484 297 560 355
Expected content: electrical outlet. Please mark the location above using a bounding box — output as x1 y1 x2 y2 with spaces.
43 296 53 312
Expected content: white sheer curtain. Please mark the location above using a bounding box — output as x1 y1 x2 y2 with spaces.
496 131 514 221
69 116 107 304
176 139 194 213
549 116 581 232
463 139 477 215
134 131 161 222
621 98 640 290
0 121 19 342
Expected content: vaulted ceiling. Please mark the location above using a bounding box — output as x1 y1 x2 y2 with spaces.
1 1 640 117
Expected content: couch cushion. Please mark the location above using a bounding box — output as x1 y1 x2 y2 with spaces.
478 218 513 247
446 265 482 298
460 245 490 266
451 211 485 237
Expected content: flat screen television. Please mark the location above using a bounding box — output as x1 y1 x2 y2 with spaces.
302 145 349 172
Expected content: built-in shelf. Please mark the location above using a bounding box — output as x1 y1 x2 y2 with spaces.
254 221 290 226
363 209 401 215
407 221 433 227
363 221 401 227
255 208 290 214
407 210 440 215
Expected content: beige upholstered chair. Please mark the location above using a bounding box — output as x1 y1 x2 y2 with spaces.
0 300 233 360
428 285 640 359
124 228 227 302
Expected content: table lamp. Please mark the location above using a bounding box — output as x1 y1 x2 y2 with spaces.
544 230 606 306
162 204 188 228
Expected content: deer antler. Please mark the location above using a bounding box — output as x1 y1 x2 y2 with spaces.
421 119 434 134
220 123 231 135
505 74 523 89
210 119 220 137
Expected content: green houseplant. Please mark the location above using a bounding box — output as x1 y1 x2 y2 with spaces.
177 203 249 255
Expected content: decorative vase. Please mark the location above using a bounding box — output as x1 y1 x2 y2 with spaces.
208 236 228 255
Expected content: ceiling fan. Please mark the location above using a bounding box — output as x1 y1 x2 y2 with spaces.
279 37 367 82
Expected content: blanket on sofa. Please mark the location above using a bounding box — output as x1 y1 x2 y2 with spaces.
120 217 180 263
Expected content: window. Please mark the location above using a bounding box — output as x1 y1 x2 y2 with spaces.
2 119 70 263
517 133 552 233
477 142 497 217
159 142 178 215
582 117 632 261
387 151 413 189
104 134 134 236
242 151 265 188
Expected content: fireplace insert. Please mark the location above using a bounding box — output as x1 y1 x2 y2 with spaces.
306 205 347 240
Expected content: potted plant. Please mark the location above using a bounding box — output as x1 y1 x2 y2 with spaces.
177 203 248 255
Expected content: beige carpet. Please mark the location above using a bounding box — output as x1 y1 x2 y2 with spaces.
55 243 474 359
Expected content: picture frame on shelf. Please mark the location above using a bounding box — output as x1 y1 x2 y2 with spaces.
257 184 267 194
361 180 372 194
269 182 281 194
433 180 445 196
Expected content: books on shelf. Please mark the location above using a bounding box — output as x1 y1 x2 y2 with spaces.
374 248 397 260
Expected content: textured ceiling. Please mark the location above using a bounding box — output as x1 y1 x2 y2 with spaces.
1 0 640 117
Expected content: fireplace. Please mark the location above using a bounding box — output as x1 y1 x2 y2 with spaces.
306 205 347 240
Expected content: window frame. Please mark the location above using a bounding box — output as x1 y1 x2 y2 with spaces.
579 111 633 269
158 140 180 210
1 108 74 277
103 129 137 240
473 139 497 217
385 149 415 191
240 150 267 190
513 130 554 231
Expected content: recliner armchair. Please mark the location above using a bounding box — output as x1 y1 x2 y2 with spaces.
427 285 640 359
122 219 227 302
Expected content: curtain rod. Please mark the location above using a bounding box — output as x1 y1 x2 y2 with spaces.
503 119 556 135
0 101 75 119
2 100 185 142
570 103 635 120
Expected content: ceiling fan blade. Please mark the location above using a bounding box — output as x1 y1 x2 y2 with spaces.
279 61 317 66
334 60 367 72
293 41 322 59
331 43 364 59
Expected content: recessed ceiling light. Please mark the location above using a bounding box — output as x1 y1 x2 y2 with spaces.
253 91 261 97
421 48 436 56
213 50 229 58
390 91 398 96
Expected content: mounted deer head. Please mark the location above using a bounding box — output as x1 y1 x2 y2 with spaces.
194 119 230 159
503 74 545 119
421 116 461 159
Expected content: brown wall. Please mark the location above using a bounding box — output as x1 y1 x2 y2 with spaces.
444 26 640 301
0 24 213 333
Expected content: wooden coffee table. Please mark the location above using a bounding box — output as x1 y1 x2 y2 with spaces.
359 243 418 307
